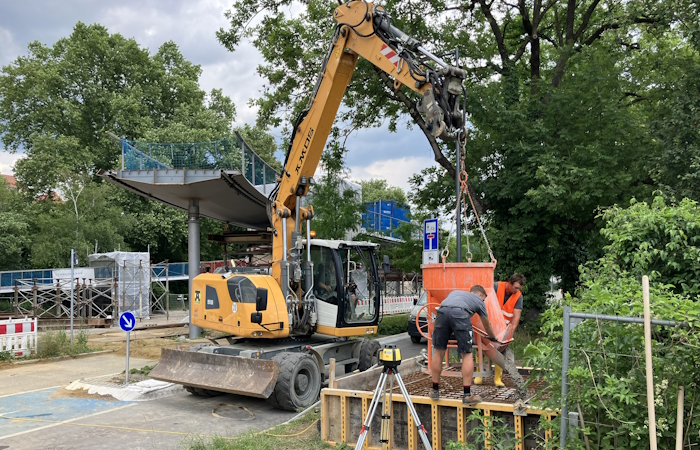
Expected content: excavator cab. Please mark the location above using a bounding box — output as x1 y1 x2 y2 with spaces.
307 239 381 333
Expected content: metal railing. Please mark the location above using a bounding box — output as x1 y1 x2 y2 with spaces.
120 132 279 189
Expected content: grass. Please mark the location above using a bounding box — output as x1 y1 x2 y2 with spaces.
34 329 101 359
185 412 338 450
376 313 409 336
129 364 156 376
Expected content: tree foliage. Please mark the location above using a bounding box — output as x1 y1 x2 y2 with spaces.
598 195 700 298
526 197 700 446
0 23 246 269
361 179 407 206
217 0 700 310
0 23 236 197
308 130 363 239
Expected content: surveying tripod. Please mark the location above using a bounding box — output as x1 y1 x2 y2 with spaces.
354 345 432 450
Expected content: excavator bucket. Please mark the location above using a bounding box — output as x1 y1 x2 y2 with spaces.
150 348 280 398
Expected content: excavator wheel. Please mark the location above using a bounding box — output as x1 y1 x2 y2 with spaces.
183 344 223 398
266 352 321 411
358 339 381 371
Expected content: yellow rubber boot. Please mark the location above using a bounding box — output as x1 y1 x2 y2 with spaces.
473 356 483 385
494 365 505 388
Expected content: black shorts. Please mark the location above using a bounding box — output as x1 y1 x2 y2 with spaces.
432 307 473 354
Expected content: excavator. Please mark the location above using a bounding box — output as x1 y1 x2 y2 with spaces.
150 0 467 411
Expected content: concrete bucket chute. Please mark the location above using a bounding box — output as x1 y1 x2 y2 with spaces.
150 348 280 398
422 262 511 341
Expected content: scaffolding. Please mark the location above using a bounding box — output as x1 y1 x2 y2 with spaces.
88 252 150 319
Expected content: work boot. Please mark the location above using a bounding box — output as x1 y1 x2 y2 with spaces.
429 388 440 400
473 376 483 385
462 394 482 406
494 365 505 388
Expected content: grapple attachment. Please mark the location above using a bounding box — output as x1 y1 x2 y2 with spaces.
150 348 280 398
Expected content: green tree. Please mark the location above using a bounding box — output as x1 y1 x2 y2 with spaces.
598 195 700 298
361 179 407 206
0 23 236 197
28 182 131 268
309 130 363 239
217 0 683 309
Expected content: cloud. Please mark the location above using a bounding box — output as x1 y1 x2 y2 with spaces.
0 150 25 175
348 155 437 193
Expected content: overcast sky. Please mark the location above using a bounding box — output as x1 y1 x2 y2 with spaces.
0 0 436 191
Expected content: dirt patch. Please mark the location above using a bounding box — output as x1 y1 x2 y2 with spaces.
50 387 117 401
105 372 149 384
99 337 209 359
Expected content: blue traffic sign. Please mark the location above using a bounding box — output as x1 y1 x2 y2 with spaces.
423 218 439 251
119 311 136 332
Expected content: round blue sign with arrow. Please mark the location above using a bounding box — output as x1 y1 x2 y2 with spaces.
119 311 136 332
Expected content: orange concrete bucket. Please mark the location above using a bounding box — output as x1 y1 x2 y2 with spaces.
420 262 511 376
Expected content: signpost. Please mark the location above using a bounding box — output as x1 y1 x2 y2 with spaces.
423 218 439 265
69 249 79 344
119 311 136 383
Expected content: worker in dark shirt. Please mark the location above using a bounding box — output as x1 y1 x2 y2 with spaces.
430 285 501 405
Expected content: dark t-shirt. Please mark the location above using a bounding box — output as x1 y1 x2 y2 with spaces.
494 282 523 310
440 291 488 318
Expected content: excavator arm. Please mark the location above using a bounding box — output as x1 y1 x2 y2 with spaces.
270 1 467 311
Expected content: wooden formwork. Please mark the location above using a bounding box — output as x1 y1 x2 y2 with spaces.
320 357 553 449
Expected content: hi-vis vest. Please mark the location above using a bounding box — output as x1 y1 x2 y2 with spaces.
497 283 522 324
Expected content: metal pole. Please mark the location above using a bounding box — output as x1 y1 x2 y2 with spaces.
165 263 169 321
125 331 130 384
569 311 684 327
455 141 461 263
188 199 201 339
643 275 658 450
455 47 461 263
138 260 143 321
70 248 74 344
560 305 571 449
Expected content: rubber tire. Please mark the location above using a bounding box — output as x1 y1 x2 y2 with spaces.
267 352 321 411
358 339 381 371
410 335 422 344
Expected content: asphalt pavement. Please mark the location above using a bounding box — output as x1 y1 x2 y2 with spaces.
0 332 425 450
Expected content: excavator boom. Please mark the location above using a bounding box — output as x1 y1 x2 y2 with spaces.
155 1 467 411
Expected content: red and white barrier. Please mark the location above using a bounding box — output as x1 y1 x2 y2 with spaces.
0 317 37 357
353 296 418 316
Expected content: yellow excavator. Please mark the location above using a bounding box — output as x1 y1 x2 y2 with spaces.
150 0 467 410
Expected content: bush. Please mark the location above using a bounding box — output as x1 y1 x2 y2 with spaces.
599 194 700 297
37 329 93 358
525 195 700 447
377 314 408 336
526 266 699 447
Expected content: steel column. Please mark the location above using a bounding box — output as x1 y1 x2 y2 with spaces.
188 199 201 339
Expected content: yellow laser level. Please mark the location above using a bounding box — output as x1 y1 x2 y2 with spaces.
379 345 401 368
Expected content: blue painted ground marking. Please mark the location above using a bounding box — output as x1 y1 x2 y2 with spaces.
0 387 128 437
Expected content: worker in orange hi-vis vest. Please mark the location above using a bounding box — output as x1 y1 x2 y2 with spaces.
474 273 526 387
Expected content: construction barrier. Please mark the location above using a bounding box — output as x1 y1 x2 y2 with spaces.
0 317 37 357
355 295 418 317
321 357 553 449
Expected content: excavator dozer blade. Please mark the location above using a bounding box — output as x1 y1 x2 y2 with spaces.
150 348 280 398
